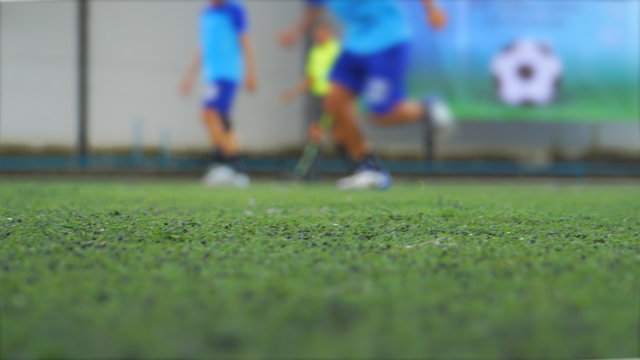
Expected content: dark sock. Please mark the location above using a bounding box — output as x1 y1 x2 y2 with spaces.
220 115 232 132
228 155 246 173
210 149 244 172
337 145 357 173
360 154 385 172
211 148 225 164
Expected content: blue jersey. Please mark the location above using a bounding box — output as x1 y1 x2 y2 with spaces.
307 0 412 55
200 1 247 82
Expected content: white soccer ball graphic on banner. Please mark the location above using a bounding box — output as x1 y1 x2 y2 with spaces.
491 39 563 106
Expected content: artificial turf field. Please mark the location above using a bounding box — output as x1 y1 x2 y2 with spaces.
1 180 639 358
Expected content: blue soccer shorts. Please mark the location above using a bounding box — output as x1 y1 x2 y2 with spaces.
330 42 410 115
202 80 238 118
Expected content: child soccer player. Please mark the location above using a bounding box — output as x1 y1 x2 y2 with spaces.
279 0 452 190
181 0 257 188
280 21 353 179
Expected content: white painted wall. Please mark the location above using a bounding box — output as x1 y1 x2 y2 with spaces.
0 0 77 147
87 0 306 152
1 0 307 153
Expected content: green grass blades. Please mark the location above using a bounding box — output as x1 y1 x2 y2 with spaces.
1 181 639 358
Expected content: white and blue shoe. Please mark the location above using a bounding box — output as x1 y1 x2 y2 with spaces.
337 169 391 190
202 164 250 188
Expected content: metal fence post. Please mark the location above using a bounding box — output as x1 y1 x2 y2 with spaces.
77 0 89 157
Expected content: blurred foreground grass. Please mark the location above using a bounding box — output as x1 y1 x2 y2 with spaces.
1 181 639 358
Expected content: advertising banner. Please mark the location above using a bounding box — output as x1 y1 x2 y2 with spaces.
405 0 639 122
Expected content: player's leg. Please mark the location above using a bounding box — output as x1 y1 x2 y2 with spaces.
363 43 454 161
202 81 234 155
369 95 453 130
293 95 325 179
295 96 356 179
323 50 368 164
368 101 424 126
326 84 369 162
220 128 246 178
201 109 237 187
202 109 232 156
294 92 359 180
201 81 248 188
365 43 452 127
326 115 357 174
307 96 325 145
325 52 391 190
216 81 249 187
362 43 420 126
308 123 323 144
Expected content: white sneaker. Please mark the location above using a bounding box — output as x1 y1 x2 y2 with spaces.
424 95 455 135
232 171 250 188
430 100 455 130
337 169 392 190
202 165 250 188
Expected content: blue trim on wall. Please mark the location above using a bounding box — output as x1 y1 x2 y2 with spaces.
0 156 639 177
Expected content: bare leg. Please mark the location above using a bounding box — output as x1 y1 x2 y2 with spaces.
369 99 425 126
224 130 239 156
202 109 238 157
308 122 323 144
325 83 369 162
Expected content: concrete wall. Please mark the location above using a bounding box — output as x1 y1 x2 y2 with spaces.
1 0 307 153
1 0 639 161
0 0 77 147
366 121 640 161
87 0 306 153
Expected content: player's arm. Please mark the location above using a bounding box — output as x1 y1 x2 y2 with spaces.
234 4 257 92
241 34 257 92
422 0 447 30
278 1 325 48
281 76 312 103
181 49 201 96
